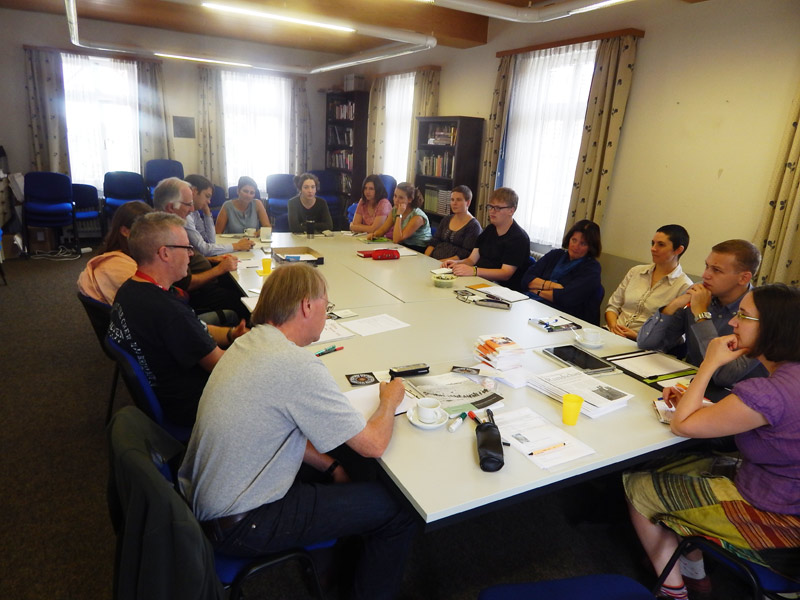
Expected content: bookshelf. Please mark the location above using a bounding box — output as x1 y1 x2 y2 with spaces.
415 116 483 217
325 91 369 206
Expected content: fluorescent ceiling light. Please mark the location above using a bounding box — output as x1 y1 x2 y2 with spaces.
569 0 633 15
201 2 356 32
154 52 253 67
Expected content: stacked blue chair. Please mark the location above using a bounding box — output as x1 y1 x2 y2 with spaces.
72 183 105 240
23 171 75 253
310 169 344 230
265 174 296 223
144 159 184 200
209 185 226 220
103 171 147 218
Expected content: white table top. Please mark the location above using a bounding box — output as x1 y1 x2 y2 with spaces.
227 232 687 524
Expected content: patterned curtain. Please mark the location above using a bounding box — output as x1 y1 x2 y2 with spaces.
407 69 440 182
23 48 70 174
289 78 311 174
475 55 513 226
197 67 228 191
137 60 174 166
366 77 388 177
754 85 800 285
566 34 638 229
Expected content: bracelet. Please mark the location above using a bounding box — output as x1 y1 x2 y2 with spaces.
324 460 340 477
473 266 478 276
226 327 234 344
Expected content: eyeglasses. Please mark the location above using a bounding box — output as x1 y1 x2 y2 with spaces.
733 311 759 322
326 302 335 313
179 201 194 208
163 244 194 254
487 204 512 212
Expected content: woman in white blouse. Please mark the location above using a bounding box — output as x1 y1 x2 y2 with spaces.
605 224 693 340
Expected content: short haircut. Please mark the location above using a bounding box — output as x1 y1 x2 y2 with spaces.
711 239 761 275
562 219 602 258
251 263 327 327
362 174 388 203
237 176 258 193
152 177 189 211
656 224 690 259
395 182 424 210
452 185 473 203
102 200 152 254
294 172 320 191
127 212 186 265
184 174 212 193
750 283 800 362
490 187 518 210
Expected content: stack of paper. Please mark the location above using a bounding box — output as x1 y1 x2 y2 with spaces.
475 334 524 371
526 367 632 418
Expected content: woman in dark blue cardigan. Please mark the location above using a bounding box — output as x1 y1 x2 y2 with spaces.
521 219 603 324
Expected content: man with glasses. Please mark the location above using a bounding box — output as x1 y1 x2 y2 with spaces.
638 239 767 386
442 187 531 291
154 177 248 322
180 263 416 600
108 212 247 427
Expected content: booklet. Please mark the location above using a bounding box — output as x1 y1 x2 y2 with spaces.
527 367 632 418
604 350 697 383
404 372 504 416
528 315 582 333
467 283 529 303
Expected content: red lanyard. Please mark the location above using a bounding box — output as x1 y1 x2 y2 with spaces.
134 270 189 301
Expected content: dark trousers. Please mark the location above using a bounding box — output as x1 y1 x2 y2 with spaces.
213 467 417 600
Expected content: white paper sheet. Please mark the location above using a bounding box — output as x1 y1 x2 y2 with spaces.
344 385 416 417
340 314 410 337
311 320 357 345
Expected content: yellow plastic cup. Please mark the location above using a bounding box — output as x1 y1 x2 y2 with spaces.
256 257 272 277
562 393 584 426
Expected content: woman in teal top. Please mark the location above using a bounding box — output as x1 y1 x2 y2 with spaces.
368 182 431 252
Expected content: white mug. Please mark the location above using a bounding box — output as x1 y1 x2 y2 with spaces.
582 328 601 344
244 227 257 237
416 397 441 424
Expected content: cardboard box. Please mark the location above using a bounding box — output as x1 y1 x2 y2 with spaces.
27 226 57 253
272 246 324 266
344 74 366 92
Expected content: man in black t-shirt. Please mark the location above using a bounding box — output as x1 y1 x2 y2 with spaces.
443 187 530 290
108 212 247 426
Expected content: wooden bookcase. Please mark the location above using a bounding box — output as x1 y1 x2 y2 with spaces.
325 91 369 206
414 116 484 217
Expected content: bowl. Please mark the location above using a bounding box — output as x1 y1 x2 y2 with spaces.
432 273 457 288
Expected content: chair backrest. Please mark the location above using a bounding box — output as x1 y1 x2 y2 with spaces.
347 202 358 222
227 185 261 200
72 183 100 211
24 172 72 204
273 213 290 233
309 170 338 194
105 336 165 425
103 171 147 200
378 174 397 202
77 292 113 351
210 185 226 208
265 174 296 199
144 159 184 189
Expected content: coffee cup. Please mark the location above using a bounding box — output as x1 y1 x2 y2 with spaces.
581 329 601 344
416 398 441 424
244 227 257 237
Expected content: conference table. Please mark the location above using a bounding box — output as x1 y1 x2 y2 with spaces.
229 232 690 527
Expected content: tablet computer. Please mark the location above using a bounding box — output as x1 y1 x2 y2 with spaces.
542 344 615 375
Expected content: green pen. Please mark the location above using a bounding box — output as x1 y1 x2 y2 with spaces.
315 345 336 357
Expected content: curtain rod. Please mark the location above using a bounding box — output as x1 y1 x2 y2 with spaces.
496 28 644 58
23 44 163 63
194 63 307 81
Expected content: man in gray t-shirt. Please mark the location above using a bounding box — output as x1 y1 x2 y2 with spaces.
179 263 415 600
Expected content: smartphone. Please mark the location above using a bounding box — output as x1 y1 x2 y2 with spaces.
542 345 615 375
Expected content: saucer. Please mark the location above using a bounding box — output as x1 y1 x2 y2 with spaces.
406 407 448 430
575 336 603 349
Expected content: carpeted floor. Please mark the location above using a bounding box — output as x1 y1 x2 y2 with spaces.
0 250 753 599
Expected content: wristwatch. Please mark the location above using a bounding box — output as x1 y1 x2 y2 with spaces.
694 311 712 322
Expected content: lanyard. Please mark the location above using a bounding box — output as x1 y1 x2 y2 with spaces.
134 269 189 301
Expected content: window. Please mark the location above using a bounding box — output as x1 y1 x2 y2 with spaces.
382 72 415 183
61 53 140 191
500 41 598 247
220 70 292 193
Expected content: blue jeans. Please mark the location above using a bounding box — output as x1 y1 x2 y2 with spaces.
214 476 417 600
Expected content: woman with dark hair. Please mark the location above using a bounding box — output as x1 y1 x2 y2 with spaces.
287 172 333 234
521 219 603 323
368 182 431 252
215 175 270 234
184 174 253 254
424 185 482 261
77 200 152 304
349 174 391 234
625 283 800 600
605 224 693 339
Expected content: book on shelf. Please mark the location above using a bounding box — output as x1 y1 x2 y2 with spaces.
426 124 458 145
526 367 632 418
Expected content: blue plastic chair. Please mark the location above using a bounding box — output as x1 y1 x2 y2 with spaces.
479 574 654 599
103 171 148 217
22 171 75 252
273 213 290 233
310 169 344 230
72 183 105 240
227 185 261 200
144 159 184 200
210 185 226 220
379 173 397 202
104 336 192 443
347 202 358 223
77 293 119 424
656 536 800 600
265 174 296 223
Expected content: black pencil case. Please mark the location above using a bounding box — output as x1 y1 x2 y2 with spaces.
475 422 504 472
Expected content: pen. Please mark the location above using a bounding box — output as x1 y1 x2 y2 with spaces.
467 410 482 425
316 346 343 357
314 345 335 356
529 442 566 456
447 412 467 433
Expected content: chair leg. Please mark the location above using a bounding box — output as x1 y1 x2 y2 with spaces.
105 364 120 425
227 551 326 600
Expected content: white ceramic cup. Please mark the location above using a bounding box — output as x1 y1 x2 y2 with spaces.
581 328 601 344
416 397 441 424
260 226 272 240
244 227 257 237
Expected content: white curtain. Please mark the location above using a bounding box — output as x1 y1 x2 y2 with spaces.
502 41 598 246
61 53 140 191
220 70 292 192
382 72 415 183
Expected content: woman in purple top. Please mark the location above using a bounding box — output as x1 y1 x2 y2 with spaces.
624 283 800 600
